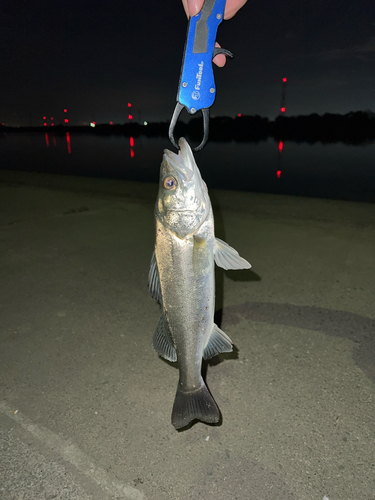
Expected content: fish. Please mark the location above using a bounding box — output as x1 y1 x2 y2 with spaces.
148 138 251 429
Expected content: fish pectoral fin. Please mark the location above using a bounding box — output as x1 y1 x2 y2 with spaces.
153 315 177 362
203 324 233 360
214 237 251 270
148 251 162 303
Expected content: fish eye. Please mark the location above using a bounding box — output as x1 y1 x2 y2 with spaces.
163 176 177 190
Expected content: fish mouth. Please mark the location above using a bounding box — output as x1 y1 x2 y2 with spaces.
165 208 196 217
163 147 194 182
170 208 194 213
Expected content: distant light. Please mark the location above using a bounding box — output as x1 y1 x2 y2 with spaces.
130 137 134 147
143 121 148 126
128 114 133 120
277 170 281 178
110 121 114 125
128 103 132 107
44 123 47 126
280 107 286 113
64 109 68 113
282 78 287 82
51 117 54 120
43 116 47 120
45 133 49 147
278 141 283 152
130 149 134 158
238 113 242 117
51 123 54 127
90 122 96 127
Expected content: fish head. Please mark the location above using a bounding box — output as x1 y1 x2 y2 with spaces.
155 138 211 239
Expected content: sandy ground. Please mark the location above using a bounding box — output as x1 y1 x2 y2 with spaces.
0 169 374 500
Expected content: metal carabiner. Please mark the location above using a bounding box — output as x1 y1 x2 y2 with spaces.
169 0 233 152
169 104 210 152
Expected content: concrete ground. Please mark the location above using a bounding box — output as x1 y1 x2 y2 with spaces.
0 169 374 500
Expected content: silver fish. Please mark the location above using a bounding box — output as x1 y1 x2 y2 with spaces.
148 138 251 429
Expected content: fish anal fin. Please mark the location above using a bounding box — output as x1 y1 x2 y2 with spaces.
214 237 251 270
153 315 177 362
172 381 220 429
203 324 233 360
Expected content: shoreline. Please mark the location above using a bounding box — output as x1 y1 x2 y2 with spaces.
1 168 375 226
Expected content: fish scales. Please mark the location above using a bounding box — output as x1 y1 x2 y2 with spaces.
149 138 251 429
156 219 215 390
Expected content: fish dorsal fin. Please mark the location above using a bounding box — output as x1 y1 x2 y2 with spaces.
214 237 251 270
148 251 162 303
153 315 177 362
203 324 233 360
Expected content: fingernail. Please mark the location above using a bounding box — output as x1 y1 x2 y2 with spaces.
187 0 201 16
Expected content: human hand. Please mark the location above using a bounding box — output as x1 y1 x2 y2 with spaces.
181 0 247 66
182 0 248 20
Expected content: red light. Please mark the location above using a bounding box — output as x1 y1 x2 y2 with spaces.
45 133 49 147
130 137 134 147
128 114 133 120
128 103 132 107
43 116 47 120
277 170 281 178
64 118 69 123
51 117 54 120
110 121 113 125
51 123 54 127
238 113 242 117
278 141 283 152
66 131 71 154
93 121 96 125
281 107 286 113
282 78 287 82
44 123 47 126
130 149 134 158
64 109 67 113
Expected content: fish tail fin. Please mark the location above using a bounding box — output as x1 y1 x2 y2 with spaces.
171 380 220 430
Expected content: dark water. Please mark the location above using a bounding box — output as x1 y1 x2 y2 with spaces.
1 132 374 202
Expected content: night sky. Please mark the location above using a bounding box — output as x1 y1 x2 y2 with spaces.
1 0 374 126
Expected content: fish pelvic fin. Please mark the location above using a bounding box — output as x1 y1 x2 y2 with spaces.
214 237 251 270
203 324 233 360
172 381 220 430
148 251 162 303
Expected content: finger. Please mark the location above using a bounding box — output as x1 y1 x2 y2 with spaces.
182 0 203 18
224 0 248 20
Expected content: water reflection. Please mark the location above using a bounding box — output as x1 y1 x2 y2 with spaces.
277 140 283 178
44 132 72 152
1 134 374 202
66 132 71 154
